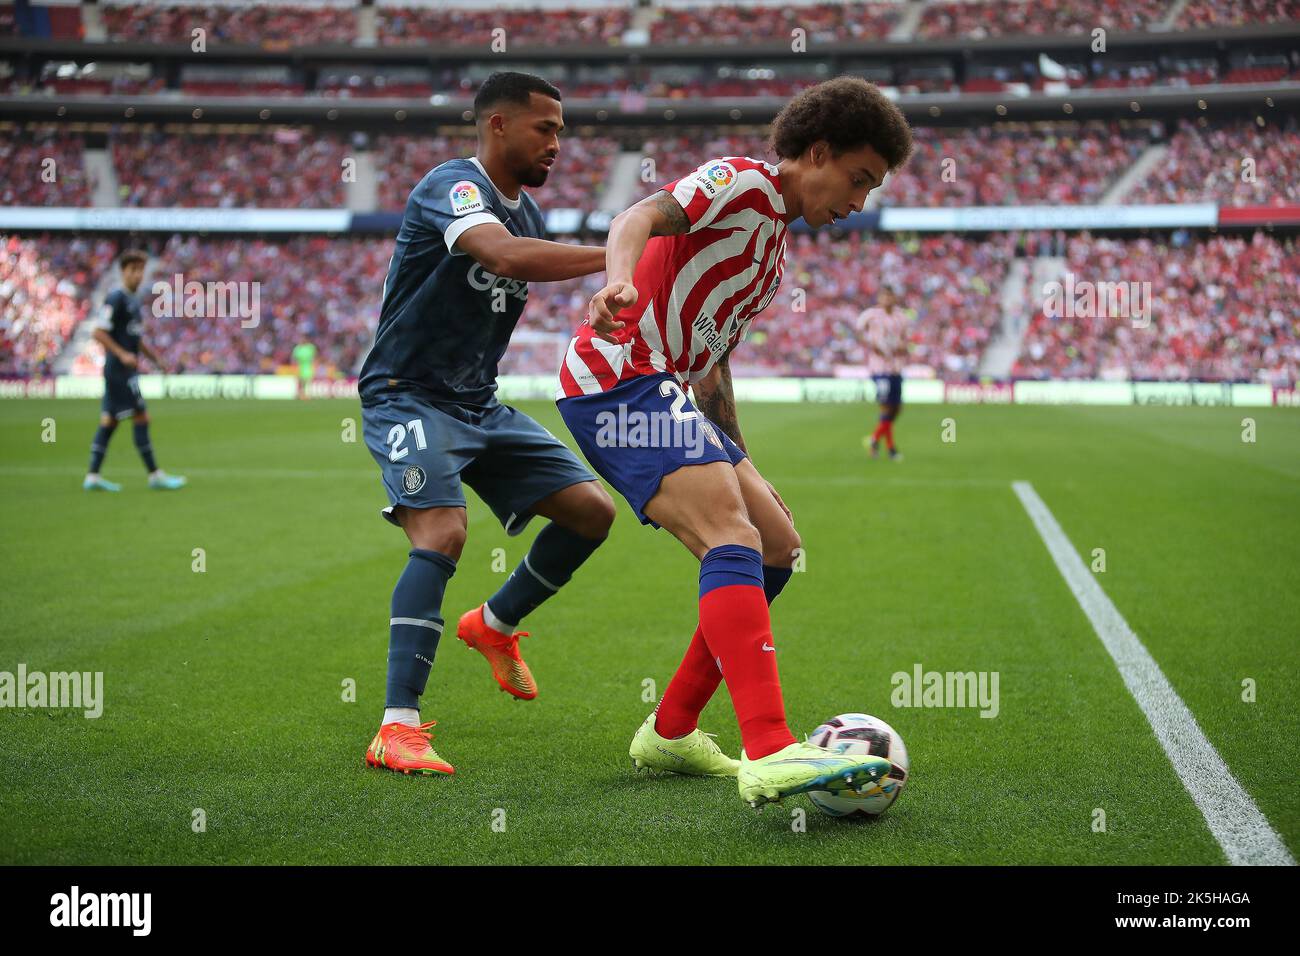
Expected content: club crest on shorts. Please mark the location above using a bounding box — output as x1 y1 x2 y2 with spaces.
402 465 426 495
700 420 725 450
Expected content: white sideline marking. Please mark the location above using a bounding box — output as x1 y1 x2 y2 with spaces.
1012 480 1294 867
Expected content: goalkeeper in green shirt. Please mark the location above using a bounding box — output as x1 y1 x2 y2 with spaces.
292 341 317 399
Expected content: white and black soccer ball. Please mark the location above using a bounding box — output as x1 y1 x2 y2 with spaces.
807 713 909 818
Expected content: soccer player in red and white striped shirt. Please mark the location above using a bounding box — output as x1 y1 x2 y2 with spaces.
555 77 914 808
859 287 910 460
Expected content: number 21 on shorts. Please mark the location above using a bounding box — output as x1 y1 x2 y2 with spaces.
386 419 427 462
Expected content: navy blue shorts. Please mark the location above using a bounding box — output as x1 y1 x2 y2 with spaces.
556 372 747 526
102 372 146 420
875 373 903 406
362 389 595 535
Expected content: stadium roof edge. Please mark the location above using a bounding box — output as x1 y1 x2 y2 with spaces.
5 82 1298 126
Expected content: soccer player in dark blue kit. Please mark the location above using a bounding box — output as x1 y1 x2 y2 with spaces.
360 72 616 775
83 249 187 492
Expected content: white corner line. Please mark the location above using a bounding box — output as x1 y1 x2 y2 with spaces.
1011 480 1295 867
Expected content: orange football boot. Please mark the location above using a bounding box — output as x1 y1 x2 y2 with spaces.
456 604 538 700
364 721 454 775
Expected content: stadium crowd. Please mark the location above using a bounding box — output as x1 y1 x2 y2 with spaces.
1125 118 1300 206
0 236 112 376
916 0 1172 39
884 124 1151 206
1015 232 1300 384
0 129 97 206
61 236 389 377
1178 0 1300 30
378 5 629 46
370 133 620 211
372 134 475 212
102 3 356 45
2 229 1295 386
640 124 1152 206
46 0 1300 48
6 118 1300 212
111 128 349 208
650 2 900 45
755 231 1014 376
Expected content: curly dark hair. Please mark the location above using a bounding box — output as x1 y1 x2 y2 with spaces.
117 249 148 268
769 76 914 171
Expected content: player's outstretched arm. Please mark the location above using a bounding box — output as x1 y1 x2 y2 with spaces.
588 192 689 341
455 222 605 282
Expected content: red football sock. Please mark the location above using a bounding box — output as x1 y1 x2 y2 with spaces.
883 420 896 452
699 583 795 760
871 420 887 444
654 623 721 739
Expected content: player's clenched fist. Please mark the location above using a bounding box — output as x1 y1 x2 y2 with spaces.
588 281 637 342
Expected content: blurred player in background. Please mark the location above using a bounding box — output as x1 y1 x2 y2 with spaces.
292 339 316 398
557 77 914 808
360 72 616 776
859 286 908 461
83 249 187 492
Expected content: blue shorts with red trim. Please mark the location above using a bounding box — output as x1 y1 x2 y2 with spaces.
557 372 746 526
874 373 903 406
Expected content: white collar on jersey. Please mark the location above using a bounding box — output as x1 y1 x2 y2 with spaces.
757 159 788 214
469 156 523 211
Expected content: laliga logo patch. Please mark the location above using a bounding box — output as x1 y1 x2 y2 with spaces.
694 161 736 198
402 465 426 495
706 163 735 187
449 180 484 215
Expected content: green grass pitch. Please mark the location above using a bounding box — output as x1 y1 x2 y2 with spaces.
1 398 1296 865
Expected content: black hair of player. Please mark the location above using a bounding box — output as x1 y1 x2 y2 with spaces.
473 72 562 119
118 249 148 269
769 76 914 171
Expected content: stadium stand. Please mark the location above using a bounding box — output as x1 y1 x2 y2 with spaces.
1124 118 1300 205
111 128 349 208
0 127 96 207
0 235 112 376
1015 232 1300 385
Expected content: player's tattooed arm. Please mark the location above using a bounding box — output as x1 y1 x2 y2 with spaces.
646 191 690 237
694 349 746 454
590 191 689 341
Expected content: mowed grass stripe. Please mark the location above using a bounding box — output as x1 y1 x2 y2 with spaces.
1013 480 1294 867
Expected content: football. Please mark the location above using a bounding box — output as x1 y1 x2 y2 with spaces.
807 714 909 818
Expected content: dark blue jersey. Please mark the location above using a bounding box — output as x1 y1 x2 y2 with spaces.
96 287 144 379
359 157 548 408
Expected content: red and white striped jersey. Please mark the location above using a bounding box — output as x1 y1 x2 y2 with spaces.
857 305 910 373
557 156 788 398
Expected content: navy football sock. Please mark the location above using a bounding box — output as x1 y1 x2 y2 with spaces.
385 548 456 709
132 421 158 472
763 565 793 605
485 522 604 629
89 422 117 473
